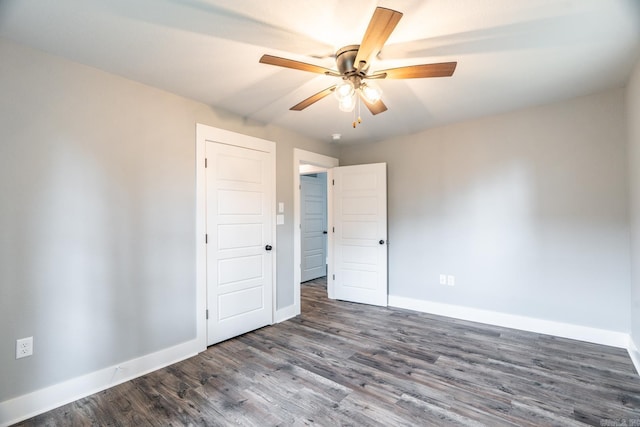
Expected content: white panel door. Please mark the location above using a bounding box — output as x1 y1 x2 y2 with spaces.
301 174 327 282
206 141 274 345
333 163 387 306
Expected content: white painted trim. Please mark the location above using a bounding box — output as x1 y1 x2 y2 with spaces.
389 295 629 349
629 336 640 375
275 304 297 323
326 168 335 300
0 338 200 427
299 164 327 175
293 149 339 315
195 124 208 353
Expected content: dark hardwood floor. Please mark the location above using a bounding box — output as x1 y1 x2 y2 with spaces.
16 277 640 426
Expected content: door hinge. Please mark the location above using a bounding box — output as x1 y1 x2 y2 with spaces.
205 158 208 168
332 179 335 186
332 227 335 233
206 309 209 319
205 234 208 244
332 274 335 280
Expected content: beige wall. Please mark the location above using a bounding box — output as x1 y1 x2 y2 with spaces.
0 38 337 401
340 89 630 332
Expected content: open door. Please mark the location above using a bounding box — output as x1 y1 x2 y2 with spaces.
301 174 328 282
332 163 387 306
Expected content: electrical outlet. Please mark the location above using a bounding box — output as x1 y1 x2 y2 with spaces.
16 337 33 359
447 275 455 286
439 274 447 285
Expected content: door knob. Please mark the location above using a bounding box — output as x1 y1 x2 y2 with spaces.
265 245 273 251
379 240 385 245
322 231 328 234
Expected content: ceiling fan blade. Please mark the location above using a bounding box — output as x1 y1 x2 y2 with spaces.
260 54 336 75
290 85 336 111
375 62 457 79
359 92 388 115
354 7 403 70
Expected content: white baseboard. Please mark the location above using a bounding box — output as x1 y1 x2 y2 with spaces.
0 338 201 427
275 304 298 323
388 295 629 349
629 337 640 375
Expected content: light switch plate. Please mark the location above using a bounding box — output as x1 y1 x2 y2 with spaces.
276 214 284 225
278 202 284 213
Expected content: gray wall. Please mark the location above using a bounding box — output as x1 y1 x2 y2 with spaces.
629 59 640 346
340 89 630 332
0 38 337 401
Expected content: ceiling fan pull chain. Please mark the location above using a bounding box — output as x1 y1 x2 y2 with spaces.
352 99 357 128
352 96 363 129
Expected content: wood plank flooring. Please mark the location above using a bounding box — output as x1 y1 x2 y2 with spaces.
16 277 640 426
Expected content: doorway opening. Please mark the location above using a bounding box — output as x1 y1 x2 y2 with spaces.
293 149 339 317
300 171 328 312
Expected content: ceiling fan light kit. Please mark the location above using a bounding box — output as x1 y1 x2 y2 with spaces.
338 94 356 113
258 6 457 128
361 82 382 103
334 80 355 101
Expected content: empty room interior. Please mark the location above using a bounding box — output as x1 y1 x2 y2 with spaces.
2 0 640 425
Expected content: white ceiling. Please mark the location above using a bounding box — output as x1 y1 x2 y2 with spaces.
1 0 639 144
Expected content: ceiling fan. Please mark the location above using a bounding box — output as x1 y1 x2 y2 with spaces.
259 6 457 126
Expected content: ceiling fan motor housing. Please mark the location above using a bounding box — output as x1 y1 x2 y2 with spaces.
336 45 364 76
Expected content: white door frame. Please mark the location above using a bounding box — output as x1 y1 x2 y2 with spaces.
196 123 277 350
293 149 339 315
